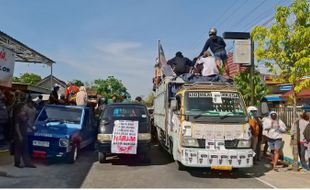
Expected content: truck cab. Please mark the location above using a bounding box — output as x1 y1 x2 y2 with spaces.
154 76 254 170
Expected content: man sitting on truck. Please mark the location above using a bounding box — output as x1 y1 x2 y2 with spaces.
195 51 220 80
167 51 193 76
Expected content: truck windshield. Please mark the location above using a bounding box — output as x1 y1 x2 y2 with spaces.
184 91 246 118
37 106 83 125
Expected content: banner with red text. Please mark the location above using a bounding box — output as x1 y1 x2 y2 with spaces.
111 120 138 154
0 46 15 87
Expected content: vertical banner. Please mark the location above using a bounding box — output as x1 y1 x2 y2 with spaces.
111 120 139 154
0 46 15 87
158 41 174 77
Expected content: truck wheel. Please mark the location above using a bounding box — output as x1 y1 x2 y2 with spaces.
67 144 79 164
176 161 186 171
98 152 106 163
140 152 151 163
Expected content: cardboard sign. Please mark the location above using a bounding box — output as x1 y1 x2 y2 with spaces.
0 46 15 87
211 92 222 104
111 120 138 154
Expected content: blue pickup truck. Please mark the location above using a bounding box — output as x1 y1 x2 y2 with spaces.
28 105 98 163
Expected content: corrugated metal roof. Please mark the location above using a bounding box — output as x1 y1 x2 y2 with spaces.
0 30 55 65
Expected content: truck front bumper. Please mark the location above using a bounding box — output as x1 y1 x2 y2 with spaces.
179 148 255 168
96 140 151 154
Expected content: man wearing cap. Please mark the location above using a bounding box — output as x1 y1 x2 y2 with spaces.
167 51 193 76
263 111 286 171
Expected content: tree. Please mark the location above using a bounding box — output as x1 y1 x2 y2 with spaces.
13 73 42 85
252 0 310 171
234 69 269 106
89 76 129 100
72 80 84 87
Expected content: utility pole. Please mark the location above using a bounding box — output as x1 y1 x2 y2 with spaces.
250 37 255 106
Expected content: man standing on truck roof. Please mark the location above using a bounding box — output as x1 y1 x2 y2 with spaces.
198 27 229 77
167 51 193 76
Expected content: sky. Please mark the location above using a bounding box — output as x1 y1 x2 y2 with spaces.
0 0 293 98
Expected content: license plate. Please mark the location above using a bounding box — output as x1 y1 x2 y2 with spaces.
211 166 232 171
33 140 50 147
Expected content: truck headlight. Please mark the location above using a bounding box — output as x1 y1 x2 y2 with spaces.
99 125 106 133
181 137 199 147
237 140 251 148
97 134 112 141
59 138 69 147
138 133 151 140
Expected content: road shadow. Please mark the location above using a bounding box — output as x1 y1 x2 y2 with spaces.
0 148 97 188
105 143 174 167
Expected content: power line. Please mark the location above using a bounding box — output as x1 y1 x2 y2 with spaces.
228 0 268 29
189 0 237 51
241 0 291 31
217 0 250 29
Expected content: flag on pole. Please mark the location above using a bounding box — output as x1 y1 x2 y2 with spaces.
158 40 174 77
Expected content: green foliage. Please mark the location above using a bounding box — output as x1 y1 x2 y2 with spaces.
13 73 42 85
144 93 155 107
234 69 269 106
89 76 130 100
73 80 84 87
251 0 310 92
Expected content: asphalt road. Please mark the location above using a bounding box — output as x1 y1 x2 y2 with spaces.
83 144 273 188
0 143 276 188
0 149 96 188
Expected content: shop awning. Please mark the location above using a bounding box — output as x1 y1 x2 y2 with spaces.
263 94 287 102
0 30 55 66
281 88 310 98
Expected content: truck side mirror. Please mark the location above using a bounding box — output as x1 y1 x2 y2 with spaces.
171 100 177 111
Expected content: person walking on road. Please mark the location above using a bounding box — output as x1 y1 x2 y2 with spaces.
14 102 36 168
263 111 286 171
198 27 229 77
247 106 261 162
291 112 310 170
76 86 88 106
303 119 310 170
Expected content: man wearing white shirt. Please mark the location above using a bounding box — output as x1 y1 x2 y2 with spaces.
196 51 220 77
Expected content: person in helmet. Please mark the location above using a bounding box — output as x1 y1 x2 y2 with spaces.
198 27 229 77
247 106 262 162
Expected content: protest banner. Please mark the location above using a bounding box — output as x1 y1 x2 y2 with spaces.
0 46 15 87
111 120 139 154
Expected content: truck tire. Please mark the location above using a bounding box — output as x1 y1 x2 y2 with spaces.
140 151 151 163
67 144 79 164
98 152 106 163
176 161 186 171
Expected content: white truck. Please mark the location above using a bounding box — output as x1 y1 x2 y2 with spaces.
153 76 254 170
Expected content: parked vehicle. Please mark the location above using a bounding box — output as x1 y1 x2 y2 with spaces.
153 76 254 170
28 105 98 163
96 103 152 163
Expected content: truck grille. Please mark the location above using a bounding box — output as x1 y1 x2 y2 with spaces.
195 139 239 149
224 140 239 149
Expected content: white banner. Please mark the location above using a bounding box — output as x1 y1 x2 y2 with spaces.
0 46 15 87
111 120 138 154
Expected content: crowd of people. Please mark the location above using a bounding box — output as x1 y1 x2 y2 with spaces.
247 106 310 171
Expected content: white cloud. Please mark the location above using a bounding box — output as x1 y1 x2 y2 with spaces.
54 41 155 98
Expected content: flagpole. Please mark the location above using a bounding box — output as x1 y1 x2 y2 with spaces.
158 39 160 64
